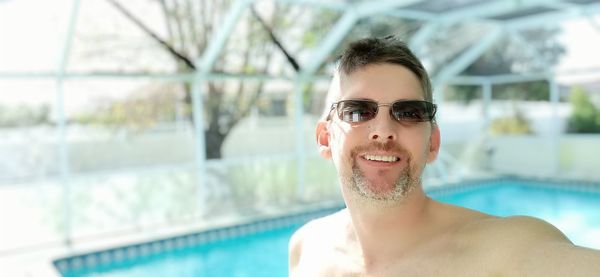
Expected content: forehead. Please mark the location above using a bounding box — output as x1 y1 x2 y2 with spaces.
338 63 424 102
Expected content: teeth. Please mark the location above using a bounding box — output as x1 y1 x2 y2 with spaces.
364 155 399 162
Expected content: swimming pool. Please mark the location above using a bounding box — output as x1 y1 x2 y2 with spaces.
429 178 600 249
54 178 600 276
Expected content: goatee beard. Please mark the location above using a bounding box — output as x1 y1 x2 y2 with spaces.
345 141 419 204
349 161 417 204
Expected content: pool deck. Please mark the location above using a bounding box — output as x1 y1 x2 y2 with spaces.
0 246 63 276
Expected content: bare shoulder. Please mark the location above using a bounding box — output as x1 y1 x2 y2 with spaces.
431 200 567 244
466 216 600 276
288 209 347 274
462 215 571 252
289 209 345 249
288 216 321 268
486 215 569 241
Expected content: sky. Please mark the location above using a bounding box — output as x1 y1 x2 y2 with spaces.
556 16 600 84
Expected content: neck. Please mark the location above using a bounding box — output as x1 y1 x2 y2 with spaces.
343 186 435 268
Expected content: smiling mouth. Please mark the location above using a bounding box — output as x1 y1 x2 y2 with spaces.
362 155 400 163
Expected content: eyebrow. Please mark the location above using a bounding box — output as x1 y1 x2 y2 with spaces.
340 98 426 102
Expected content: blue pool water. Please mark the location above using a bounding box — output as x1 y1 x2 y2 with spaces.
57 179 600 277
430 180 600 248
60 224 301 277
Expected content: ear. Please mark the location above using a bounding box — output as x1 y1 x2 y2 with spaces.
316 121 332 159
427 123 441 163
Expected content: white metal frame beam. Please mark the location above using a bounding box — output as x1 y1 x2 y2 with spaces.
301 0 424 77
435 0 530 23
276 0 348 10
505 2 600 30
56 0 81 248
300 9 358 76
396 0 571 64
382 9 436 21
450 72 552 85
542 0 579 11
383 0 569 24
190 0 253 216
197 0 253 72
507 28 551 71
409 22 440 54
433 26 503 87
587 15 600 33
355 0 423 17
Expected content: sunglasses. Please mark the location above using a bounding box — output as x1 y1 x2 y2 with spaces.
329 99 437 123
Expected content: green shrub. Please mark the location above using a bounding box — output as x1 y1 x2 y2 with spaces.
490 108 533 135
567 86 600 133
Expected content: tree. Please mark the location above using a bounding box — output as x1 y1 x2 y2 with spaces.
567 86 600 133
489 107 534 135
0 104 50 127
321 16 420 74
74 83 184 131
492 81 550 101
463 28 565 76
83 0 325 159
445 28 565 102
443 85 481 104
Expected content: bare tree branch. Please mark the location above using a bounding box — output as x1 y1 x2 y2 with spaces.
184 0 199 56
208 81 226 121
199 0 208 53
250 6 301 72
171 0 188 57
158 0 174 41
230 16 257 113
228 52 273 131
105 0 196 70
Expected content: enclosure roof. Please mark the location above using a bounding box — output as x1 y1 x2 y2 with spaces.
1 0 600 86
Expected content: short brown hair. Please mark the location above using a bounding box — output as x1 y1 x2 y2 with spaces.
337 36 433 103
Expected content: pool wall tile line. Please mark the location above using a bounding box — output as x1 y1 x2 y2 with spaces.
53 205 345 273
508 176 600 194
426 176 600 198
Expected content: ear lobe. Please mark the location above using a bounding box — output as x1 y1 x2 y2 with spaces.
427 124 441 163
316 121 332 159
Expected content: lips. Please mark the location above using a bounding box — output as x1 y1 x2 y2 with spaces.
363 154 400 162
358 152 404 168
351 142 408 167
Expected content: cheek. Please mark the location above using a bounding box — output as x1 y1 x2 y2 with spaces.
329 127 355 165
422 134 434 160
406 130 432 161
330 134 348 161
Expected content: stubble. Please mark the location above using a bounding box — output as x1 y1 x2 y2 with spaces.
343 141 420 205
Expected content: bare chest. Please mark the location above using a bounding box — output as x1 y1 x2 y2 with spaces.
295 239 501 277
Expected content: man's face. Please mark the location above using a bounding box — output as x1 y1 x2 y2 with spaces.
321 63 440 204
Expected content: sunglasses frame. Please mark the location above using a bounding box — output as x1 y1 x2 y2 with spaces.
329 99 437 123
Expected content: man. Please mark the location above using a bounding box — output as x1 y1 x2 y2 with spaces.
288 37 600 276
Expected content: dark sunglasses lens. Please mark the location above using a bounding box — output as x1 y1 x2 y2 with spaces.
338 100 378 123
391 101 435 122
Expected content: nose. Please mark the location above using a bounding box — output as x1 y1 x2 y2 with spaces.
368 107 397 142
